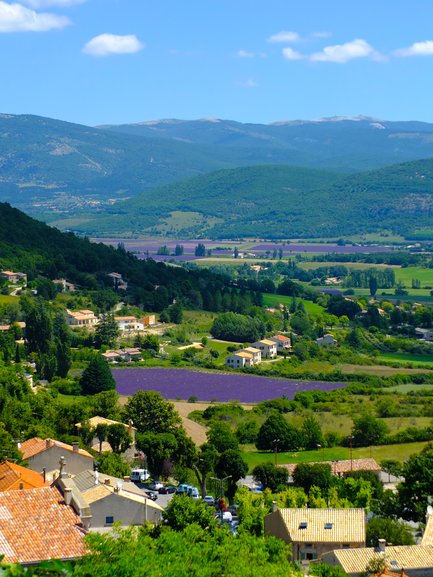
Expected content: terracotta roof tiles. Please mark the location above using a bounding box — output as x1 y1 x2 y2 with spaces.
0 461 47 491
0 486 86 564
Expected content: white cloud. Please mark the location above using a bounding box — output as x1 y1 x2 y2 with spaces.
310 38 379 63
236 49 255 58
267 30 300 44
395 40 433 57
282 47 303 60
311 31 332 39
22 0 85 6
0 1 70 31
237 78 258 88
83 33 144 57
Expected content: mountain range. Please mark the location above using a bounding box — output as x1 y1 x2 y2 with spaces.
2 113 433 239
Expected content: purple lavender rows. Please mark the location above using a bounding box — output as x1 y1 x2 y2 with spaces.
113 368 346 403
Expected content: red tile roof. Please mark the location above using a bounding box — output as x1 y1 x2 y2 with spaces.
0 486 86 564
0 461 47 491
20 438 93 460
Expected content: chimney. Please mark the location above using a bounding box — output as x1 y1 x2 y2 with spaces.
123 476 131 482
46 439 52 449
80 514 92 531
378 539 386 552
42 467 46 483
272 500 278 512
19 481 24 490
72 442 79 452
104 478 111 486
64 487 72 505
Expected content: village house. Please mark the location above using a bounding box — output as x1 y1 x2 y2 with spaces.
0 460 47 491
53 278 77 292
0 321 26 333
252 338 278 359
415 328 433 342
225 350 256 368
321 541 433 577
75 416 136 452
101 347 142 363
66 309 99 327
20 437 94 481
316 333 338 347
264 506 366 562
268 334 292 352
55 469 164 529
0 486 86 565
0 270 27 284
115 316 145 332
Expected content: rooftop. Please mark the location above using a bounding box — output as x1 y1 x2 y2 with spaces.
0 461 47 491
0 486 86 564
20 438 93 460
268 508 366 543
283 458 381 476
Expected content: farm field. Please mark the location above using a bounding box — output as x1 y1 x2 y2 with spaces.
262 293 325 315
241 441 432 469
113 367 346 403
378 353 433 366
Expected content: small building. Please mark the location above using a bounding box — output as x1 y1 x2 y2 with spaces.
53 278 77 292
0 321 26 333
66 309 99 327
115 316 145 332
252 339 278 359
316 333 337 347
141 314 156 327
264 507 366 562
56 469 164 529
269 335 292 351
0 486 86 564
75 416 136 451
0 270 27 284
0 460 47 491
240 346 262 364
415 328 433 342
101 348 142 363
321 542 433 577
20 438 94 481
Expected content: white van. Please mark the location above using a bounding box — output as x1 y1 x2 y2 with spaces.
130 468 150 482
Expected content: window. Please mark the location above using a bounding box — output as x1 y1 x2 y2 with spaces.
299 522 308 529
105 516 114 524
325 522 333 529
343 544 350 549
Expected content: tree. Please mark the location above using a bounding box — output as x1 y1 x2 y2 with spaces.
215 449 248 501
351 413 388 447
369 275 378 298
174 244 184 256
210 311 265 343
95 451 130 478
94 312 119 349
207 421 239 453
140 334 159 352
252 462 289 492
136 431 178 478
256 414 301 452
398 446 433 521
293 463 333 494
192 443 218 497
24 298 53 355
380 459 403 482
0 422 23 462
366 516 415 547
79 354 116 395
94 423 108 452
302 415 325 450
54 314 71 378
195 243 206 257
163 495 217 531
106 424 132 454
124 390 181 434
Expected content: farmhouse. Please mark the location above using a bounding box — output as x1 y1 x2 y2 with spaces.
114 316 145 332
264 507 366 562
316 333 337 347
415 327 433 342
252 339 277 359
0 270 27 284
269 334 292 351
66 309 99 327
225 351 256 368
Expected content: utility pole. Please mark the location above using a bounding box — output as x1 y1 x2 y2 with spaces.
348 436 354 471
273 438 280 467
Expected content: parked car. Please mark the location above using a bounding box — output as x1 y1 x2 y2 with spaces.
159 485 177 494
176 483 191 495
145 490 158 501
148 480 164 491
187 486 200 499
202 495 215 506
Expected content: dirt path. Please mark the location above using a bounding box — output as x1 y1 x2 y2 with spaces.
173 401 210 446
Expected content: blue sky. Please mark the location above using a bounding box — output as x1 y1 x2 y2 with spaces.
2 0 433 126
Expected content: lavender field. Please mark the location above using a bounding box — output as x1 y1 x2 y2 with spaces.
113 368 346 403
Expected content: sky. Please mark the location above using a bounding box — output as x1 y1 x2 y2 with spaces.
2 0 433 126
